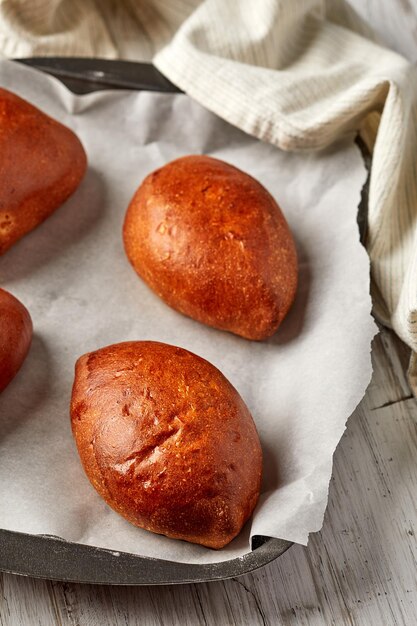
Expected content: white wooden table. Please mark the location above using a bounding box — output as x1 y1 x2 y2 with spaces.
1 2 417 624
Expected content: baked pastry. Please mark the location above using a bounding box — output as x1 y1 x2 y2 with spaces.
71 341 262 549
0 88 87 254
123 155 297 340
0 288 32 392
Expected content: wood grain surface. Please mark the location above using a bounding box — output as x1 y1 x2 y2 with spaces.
1 2 417 625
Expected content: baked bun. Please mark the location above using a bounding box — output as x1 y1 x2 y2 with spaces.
123 155 297 340
0 88 87 255
0 288 32 392
71 341 262 549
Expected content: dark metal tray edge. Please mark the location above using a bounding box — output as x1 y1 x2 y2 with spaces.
0 528 292 585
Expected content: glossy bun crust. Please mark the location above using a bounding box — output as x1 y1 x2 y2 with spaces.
0 288 32 392
71 341 262 549
0 88 87 254
123 155 298 340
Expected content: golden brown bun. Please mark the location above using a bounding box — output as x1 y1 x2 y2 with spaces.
0 288 32 392
123 155 297 340
0 88 87 255
71 341 262 549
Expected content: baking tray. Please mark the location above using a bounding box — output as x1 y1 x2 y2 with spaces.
0 57 293 585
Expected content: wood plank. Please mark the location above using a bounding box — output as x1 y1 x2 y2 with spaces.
0 575 63 626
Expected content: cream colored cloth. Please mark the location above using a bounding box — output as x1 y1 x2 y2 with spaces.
1 0 416 392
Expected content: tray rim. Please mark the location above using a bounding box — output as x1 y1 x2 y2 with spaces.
0 528 292 586
0 57 293 585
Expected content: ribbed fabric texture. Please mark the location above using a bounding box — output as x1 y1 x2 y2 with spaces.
1 0 416 393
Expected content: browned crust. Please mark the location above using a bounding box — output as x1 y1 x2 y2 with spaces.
123 155 298 340
0 288 33 392
70 341 262 549
0 88 87 255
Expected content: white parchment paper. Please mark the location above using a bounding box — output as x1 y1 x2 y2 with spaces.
0 60 376 564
